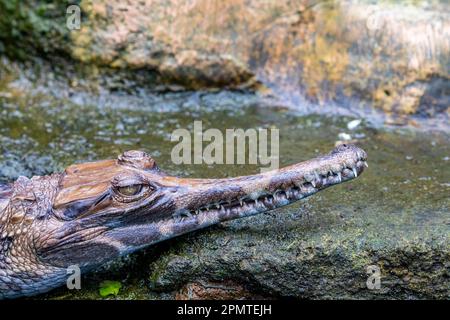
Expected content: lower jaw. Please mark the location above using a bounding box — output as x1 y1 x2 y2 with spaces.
198 172 357 220
214 186 314 219
160 192 307 241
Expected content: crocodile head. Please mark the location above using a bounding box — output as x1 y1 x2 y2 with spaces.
0 144 367 298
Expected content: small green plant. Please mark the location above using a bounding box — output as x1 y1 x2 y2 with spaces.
99 280 122 298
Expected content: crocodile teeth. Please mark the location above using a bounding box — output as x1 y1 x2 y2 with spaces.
180 162 365 222
314 172 320 180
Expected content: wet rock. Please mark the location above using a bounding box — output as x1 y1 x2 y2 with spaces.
147 205 449 299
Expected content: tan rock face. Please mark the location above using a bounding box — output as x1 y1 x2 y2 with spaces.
71 0 262 89
70 0 449 116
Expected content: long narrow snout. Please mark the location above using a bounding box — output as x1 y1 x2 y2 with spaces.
155 144 368 240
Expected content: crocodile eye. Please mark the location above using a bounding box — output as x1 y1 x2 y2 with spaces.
112 174 154 202
116 184 142 196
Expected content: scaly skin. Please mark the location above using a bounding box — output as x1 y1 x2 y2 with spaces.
0 144 367 299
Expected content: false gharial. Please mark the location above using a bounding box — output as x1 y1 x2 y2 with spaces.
0 144 367 299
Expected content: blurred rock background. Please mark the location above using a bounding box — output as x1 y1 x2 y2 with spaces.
0 0 448 121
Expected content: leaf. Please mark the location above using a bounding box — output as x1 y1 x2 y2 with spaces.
99 280 122 297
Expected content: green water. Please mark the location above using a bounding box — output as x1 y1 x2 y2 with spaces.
1 89 448 185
